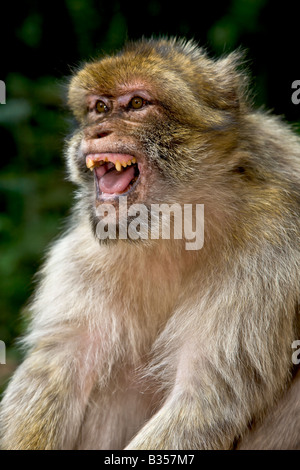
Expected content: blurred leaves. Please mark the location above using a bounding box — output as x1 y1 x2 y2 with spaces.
0 71 72 370
208 0 267 52
17 13 43 48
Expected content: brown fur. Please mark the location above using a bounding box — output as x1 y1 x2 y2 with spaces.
237 368 300 449
0 38 299 450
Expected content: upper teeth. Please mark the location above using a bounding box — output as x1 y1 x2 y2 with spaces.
115 161 122 172
86 157 137 171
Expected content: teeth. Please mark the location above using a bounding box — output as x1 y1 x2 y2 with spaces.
86 158 104 171
86 157 94 169
117 158 137 170
86 156 137 171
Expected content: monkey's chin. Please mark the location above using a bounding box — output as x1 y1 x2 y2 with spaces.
89 210 151 246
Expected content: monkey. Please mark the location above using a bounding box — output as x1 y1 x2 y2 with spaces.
236 367 300 449
0 37 299 450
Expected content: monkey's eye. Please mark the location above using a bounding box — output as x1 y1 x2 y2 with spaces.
129 96 146 110
95 100 108 113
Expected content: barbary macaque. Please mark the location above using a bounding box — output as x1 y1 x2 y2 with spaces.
0 37 299 450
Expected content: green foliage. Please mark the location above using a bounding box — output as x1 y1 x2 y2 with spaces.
208 0 268 52
0 74 72 370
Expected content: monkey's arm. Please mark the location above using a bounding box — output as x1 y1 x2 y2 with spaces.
126 342 294 451
0 332 95 450
0 229 102 450
237 367 300 450
126 253 299 450
126 359 252 450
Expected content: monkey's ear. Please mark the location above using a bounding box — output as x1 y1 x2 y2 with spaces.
204 51 249 111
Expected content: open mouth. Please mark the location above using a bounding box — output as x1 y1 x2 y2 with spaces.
86 153 140 199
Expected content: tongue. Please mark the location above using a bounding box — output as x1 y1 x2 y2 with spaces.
99 166 135 194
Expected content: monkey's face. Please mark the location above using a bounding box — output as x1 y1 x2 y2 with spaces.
68 86 164 208
66 39 242 234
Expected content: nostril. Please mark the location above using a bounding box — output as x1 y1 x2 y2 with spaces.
85 126 112 140
97 132 110 139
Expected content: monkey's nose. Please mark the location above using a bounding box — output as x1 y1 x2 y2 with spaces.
85 126 112 140
96 131 111 139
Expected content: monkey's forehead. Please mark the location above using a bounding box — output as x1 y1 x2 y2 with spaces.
69 50 195 98
67 48 205 124
67 39 245 124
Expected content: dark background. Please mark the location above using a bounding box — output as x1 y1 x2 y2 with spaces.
0 0 299 388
